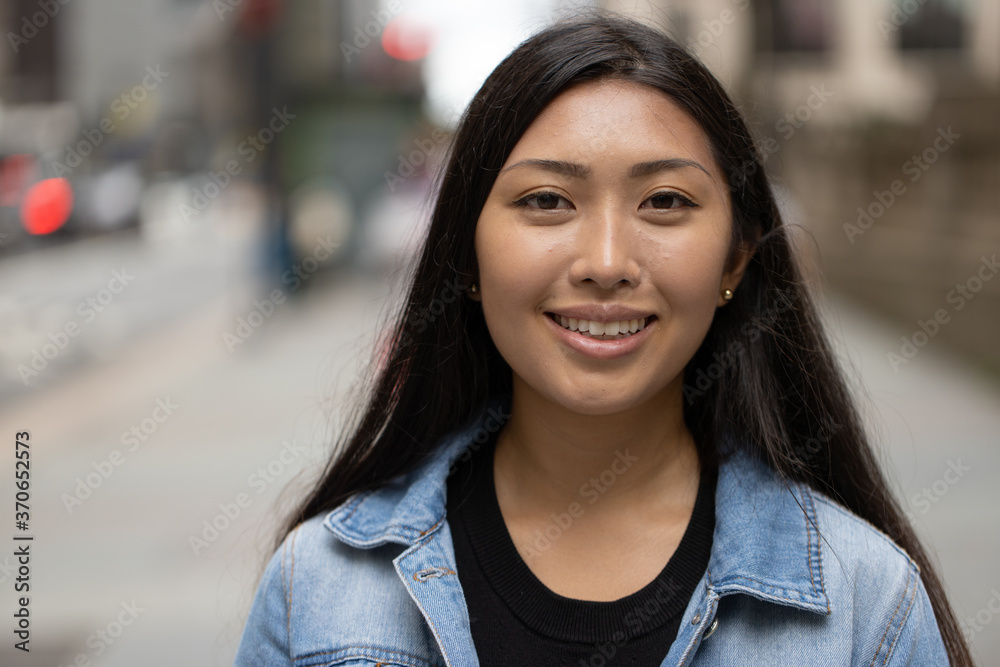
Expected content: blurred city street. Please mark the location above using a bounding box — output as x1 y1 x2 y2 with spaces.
0 0 997 665
818 293 1000 664
0 230 997 665
0 227 401 666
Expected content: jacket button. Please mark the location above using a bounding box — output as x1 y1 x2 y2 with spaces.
691 612 701 625
703 618 719 639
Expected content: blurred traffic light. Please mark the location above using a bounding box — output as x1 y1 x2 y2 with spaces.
381 17 433 62
21 177 73 235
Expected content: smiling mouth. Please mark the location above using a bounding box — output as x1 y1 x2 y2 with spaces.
545 312 656 340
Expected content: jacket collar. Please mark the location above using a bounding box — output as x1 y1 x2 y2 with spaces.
325 396 511 548
707 442 831 614
325 395 830 615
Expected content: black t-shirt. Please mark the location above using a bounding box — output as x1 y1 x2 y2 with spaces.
445 426 717 666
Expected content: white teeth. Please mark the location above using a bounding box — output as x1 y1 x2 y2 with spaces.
551 314 651 338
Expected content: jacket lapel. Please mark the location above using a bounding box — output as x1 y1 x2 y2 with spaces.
325 399 507 666
708 447 831 614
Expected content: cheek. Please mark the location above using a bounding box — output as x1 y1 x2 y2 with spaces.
641 227 732 312
474 215 562 373
475 215 557 309
639 227 733 373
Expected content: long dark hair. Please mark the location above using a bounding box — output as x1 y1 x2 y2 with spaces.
280 12 971 664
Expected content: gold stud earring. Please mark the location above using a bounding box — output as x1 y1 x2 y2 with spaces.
722 289 733 302
468 283 478 295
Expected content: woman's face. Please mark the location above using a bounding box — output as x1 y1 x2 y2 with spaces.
473 79 749 416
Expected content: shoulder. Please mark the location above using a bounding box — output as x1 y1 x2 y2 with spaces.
808 490 917 587
707 451 949 665
720 450 922 593
808 491 949 664
252 509 424 605
234 512 441 666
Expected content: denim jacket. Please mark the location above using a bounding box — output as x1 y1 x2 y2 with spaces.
234 397 949 666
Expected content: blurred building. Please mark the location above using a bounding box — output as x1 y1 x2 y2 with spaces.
0 0 204 249
0 0 428 274
606 0 1000 373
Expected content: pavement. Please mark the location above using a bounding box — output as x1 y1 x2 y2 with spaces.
0 232 996 665
816 290 1000 663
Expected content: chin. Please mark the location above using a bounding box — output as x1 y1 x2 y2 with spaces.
536 379 655 417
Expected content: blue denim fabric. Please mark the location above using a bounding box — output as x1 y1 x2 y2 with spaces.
234 397 950 666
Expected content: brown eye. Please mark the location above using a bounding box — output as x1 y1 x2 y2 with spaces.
642 191 697 210
535 193 562 209
514 191 571 210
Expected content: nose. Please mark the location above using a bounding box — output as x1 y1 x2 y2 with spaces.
568 207 641 290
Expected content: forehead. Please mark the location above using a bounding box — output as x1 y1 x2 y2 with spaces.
506 79 722 180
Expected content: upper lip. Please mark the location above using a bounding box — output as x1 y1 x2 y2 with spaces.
545 305 656 322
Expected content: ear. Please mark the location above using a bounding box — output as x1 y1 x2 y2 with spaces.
718 241 755 307
466 275 482 302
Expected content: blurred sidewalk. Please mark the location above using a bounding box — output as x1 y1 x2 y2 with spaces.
0 264 996 665
816 290 1000 663
0 225 255 406
0 254 397 666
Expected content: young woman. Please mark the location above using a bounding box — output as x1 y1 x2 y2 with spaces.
235 13 972 666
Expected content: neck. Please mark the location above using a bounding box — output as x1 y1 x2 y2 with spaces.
493 376 700 521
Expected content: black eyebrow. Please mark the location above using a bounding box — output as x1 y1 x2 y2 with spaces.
629 158 710 178
499 159 590 178
498 157 711 179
